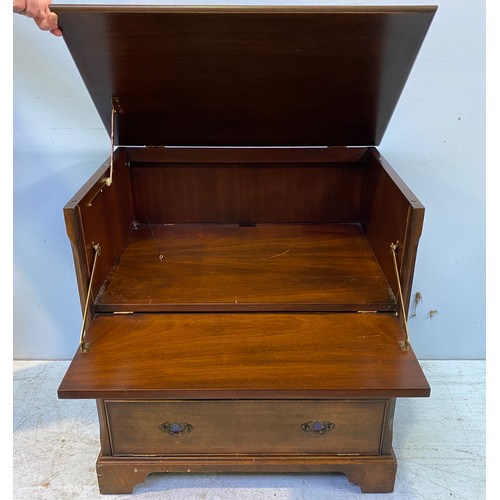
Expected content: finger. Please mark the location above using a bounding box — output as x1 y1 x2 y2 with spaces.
50 27 63 37
34 10 58 32
13 0 27 14
24 0 43 19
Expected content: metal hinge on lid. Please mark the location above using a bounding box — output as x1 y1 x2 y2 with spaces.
106 97 124 187
86 97 124 207
357 310 378 314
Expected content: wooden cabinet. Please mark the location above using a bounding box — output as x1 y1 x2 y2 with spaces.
55 4 436 494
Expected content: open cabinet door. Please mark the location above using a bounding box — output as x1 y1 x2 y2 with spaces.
58 313 429 399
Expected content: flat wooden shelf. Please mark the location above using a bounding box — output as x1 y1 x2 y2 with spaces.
58 312 429 399
95 223 396 312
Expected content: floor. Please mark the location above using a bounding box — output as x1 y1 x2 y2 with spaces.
13 360 485 500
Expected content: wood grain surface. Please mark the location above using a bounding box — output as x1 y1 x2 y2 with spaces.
95 224 396 312
54 5 436 146
105 399 387 456
58 313 430 399
131 163 364 224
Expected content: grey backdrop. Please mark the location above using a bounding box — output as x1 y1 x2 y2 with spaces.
13 0 486 360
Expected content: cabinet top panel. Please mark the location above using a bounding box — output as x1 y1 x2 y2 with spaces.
54 5 436 147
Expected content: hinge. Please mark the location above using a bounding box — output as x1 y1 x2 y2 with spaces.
357 310 378 314
113 311 134 315
106 97 125 187
112 96 125 115
78 243 101 353
390 241 411 352
86 98 124 207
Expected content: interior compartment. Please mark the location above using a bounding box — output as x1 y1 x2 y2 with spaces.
95 223 395 312
64 147 423 316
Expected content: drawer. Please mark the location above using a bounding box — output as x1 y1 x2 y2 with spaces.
105 400 388 456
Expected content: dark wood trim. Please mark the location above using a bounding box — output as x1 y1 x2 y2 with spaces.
54 5 437 15
64 156 113 212
94 303 396 314
367 148 424 211
125 146 369 164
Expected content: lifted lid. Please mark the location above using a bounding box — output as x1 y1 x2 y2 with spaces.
54 5 436 147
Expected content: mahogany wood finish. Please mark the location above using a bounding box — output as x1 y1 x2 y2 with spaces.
55 5 435 495
96 400 112 457
95 453 397 494
59 145 429 493
58 313 429 400
125 146 370 164
105 400 387 456
54 5 436 147
131 163 364 224
64 149 134 303
95 224 396 313
362 149 425 317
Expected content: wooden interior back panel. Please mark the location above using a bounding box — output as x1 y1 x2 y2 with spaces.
57 312 430 399
131 163 364 224
94 224 396 312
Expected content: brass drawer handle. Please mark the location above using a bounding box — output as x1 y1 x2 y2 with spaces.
301 421 335 436
158 422 193 437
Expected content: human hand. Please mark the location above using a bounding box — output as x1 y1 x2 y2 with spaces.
13 0 62 37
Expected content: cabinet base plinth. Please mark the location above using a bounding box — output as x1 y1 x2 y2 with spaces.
96 452 397 494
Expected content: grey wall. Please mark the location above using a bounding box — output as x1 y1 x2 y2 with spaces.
13 0 486 360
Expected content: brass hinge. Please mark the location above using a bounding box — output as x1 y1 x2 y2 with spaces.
106 97 125 187
78 243 101 353
86 97 124 207
357 310 378 314
113 311 134 315
390 242 411 352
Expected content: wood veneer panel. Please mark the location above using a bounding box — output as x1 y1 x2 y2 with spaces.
131 163 363 224
94 224 396 312
64 150 135 308
105 400 386 456
125 146 369 164
58 312 430 399
362 149 424 316
54 5 436 146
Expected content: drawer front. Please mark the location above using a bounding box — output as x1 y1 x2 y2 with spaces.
105 400 387 456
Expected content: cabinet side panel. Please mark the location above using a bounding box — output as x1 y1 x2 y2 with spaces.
64 203 87 315
65 148 135 304
362 149 424 317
